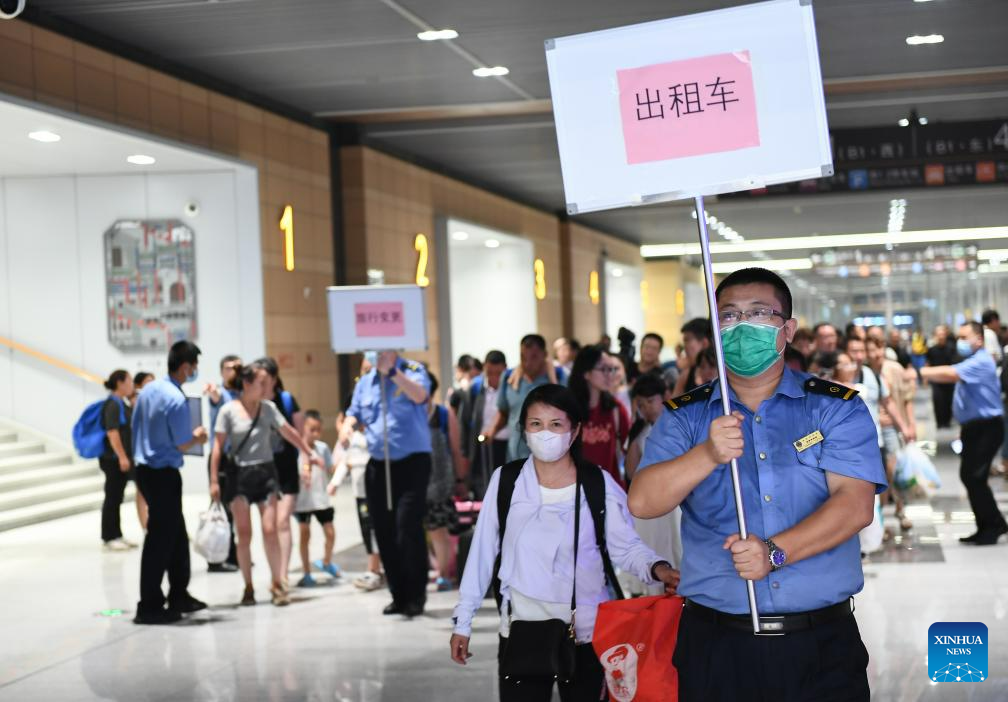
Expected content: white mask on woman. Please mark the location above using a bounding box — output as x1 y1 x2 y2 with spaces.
525 430 572 463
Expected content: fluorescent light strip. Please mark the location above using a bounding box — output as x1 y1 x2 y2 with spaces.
906 34 944 45
711 258 813 274
640 227 1008 258
417 29 458 41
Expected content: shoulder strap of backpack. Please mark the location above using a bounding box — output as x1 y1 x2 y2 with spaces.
491 459 525 611
280 391 293 419
578 460 625 600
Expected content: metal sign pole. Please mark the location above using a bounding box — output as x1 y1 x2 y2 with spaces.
693 195 761 634
379 371 393 512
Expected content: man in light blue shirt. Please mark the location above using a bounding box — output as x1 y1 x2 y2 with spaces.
340 351 432 617
921 321 1006 545
131 340 209 624
630 268 886 702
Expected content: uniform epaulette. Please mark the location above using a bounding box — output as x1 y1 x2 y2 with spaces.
664 383 714 411
804 377 858 400
405 361 422 372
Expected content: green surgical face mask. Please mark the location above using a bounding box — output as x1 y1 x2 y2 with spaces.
720 322 783 377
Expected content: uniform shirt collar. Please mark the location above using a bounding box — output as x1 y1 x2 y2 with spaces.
707 366 806 405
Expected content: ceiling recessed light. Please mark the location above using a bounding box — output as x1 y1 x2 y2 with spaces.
484 239 501 249
28 130 61 143
473 66 509 78
898 118 910 127
612 268 624 278
918 116 929 125
452 231 469 241
906 34 943 45
418 29 458 41
127 154 156 165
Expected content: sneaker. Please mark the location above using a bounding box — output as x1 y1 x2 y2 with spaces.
296 574 317 588
435 577 454 592
240 586 256 606
168 594 208 615
403 601 425 618
103 539 132 552
353 571 386 592
271 584 290 607
208 562 239 573
383 601 404 615
134 608 182 625
120 538 139 549
314 560 341 578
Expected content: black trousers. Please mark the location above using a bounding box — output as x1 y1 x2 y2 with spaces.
365 452 431 607
960 417 1007 534
206 455 238 565
135 465 191 613
98 457 132 542
497 636 607 702
673 605 869 702
931 383 955 428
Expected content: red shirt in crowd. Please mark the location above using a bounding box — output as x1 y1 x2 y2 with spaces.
581 402 630 488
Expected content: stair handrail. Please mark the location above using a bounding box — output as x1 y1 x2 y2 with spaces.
0 335 104 386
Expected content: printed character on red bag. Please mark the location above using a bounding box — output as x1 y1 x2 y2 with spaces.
601 643 639 701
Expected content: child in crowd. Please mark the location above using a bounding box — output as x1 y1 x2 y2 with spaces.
294 410 340 587
330 408 386 591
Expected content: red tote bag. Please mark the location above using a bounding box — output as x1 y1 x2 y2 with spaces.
592 594 684 702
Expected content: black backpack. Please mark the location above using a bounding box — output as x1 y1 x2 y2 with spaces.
491 458 624 611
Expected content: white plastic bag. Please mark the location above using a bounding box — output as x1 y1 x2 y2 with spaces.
896 443 942 497
193 501 231 564
859 495 884 554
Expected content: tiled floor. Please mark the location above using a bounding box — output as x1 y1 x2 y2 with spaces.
1 390 1006 701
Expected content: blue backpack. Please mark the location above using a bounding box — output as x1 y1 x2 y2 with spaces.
72 396 125 459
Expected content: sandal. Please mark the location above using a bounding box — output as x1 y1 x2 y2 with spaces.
271 584 290 607
240 586 255 606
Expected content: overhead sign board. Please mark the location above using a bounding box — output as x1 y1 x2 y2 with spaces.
545 0 832 213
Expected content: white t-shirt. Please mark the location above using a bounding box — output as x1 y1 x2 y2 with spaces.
856 367 888 448
984 327 1003 362
295 440 337 512
484 383 509 440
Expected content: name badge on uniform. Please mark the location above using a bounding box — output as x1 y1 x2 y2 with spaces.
793 430 824 452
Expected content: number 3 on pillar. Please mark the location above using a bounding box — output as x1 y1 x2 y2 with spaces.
415 233 430 288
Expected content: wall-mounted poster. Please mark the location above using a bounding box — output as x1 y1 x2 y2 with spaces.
104 219 198 351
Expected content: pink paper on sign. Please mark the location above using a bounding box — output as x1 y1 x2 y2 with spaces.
617 51 760 165
354 302 406 338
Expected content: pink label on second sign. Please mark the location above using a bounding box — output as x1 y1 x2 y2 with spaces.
617 50 760 165
354 302 406 338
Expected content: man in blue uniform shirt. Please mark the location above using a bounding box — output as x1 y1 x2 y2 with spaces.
340 350 433 617
630 268 886 702
132 340 209 624
921 321 1006 545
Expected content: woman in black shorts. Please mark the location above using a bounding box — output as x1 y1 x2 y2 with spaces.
258 357 305 591
210 361 321 606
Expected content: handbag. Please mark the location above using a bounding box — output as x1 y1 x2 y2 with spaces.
500 471 582 683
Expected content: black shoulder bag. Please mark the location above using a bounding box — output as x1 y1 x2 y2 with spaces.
499 468 582 684
221 403 262 490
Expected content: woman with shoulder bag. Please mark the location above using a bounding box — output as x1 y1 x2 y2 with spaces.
449 384 680 701
209 361 322 607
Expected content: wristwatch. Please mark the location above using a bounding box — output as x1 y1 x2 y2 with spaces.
764 538 787 571
650 560 672 580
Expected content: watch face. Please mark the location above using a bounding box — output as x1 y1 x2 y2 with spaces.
771 549 787 567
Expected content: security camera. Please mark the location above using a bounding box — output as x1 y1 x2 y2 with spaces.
0 0 27 20
184 202 199 217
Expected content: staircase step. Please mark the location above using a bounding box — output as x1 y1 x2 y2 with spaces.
0 431 17 444
0 474 106 512
0 486 135 533
0 440 45 460
0 462 99 494
0 452 76 477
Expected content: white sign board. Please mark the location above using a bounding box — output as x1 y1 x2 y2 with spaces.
545 0 832 214
326 285 428 353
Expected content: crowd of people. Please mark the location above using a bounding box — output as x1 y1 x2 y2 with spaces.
90 270 1008 700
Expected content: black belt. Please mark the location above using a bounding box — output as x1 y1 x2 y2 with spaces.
684 598 853 636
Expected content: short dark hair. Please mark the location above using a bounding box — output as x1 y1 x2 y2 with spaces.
303 409 322 423
630 373 666 400
843 336 865 351
133 371 154 388
784 345 809 371
695 347 717 368
457 354 478 371
793 327 815 344
167 340 201 373
520 334 547 351
641 332 664 348
962 321 984 339
104 369 130 392
220 354 241 371
484 350 507 366
680 318 713 341
844 323 864 340
811 350 838 372
981 309 1000 325
714 267 793 319
568 338 582 353
427 369 439 398
518 384 585 462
